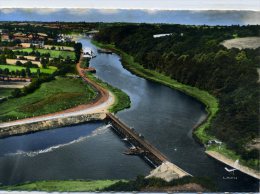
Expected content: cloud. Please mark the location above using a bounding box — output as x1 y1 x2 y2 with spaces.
97 9 120 14
0 8 16 14
67 8 92 15
35 8 58 15
0 0 259 10
144 9 159 15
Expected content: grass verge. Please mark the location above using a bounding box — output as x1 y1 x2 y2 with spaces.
86 72 131 113
1 180 121 192
0 88 14 98
103 176 215 192
92 40 259 171
0 77 97 122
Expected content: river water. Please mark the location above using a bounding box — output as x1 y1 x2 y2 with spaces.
0 38 258 192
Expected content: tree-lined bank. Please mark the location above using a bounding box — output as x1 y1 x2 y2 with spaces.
93 24 259 170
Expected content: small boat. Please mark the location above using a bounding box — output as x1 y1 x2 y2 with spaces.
123 147 144 155
83 48 96 58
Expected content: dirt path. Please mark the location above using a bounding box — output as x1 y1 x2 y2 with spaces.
0 54 115 128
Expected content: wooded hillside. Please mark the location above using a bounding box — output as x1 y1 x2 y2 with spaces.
95 24 260 166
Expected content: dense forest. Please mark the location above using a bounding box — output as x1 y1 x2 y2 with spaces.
95 24 260 164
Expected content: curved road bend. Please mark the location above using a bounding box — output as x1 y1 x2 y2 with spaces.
0 55 115 128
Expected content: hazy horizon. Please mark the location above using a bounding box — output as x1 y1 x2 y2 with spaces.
0 9 259 25
0 0 259 11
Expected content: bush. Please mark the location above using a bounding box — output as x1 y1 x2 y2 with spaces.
11 88 22 98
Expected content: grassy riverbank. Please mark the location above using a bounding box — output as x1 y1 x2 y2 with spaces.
92 40 259 171
92 40 218 144
0 176 214 192
1 180 120 192
86 72 131 113
0 77 97 122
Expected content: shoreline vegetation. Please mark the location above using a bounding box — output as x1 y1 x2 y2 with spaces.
86 72 131 113
0 180 121 192
0 176 214 192
91 40 259 173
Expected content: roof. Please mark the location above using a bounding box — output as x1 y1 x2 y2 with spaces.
37 33 48 37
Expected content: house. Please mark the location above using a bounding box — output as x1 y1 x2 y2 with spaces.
13 32 29 42
153 33 173 38
37 33 48 38
20 41 44 48
1 34 10 42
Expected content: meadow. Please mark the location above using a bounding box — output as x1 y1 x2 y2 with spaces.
0 64 57 74
0 88 14 98
15 48 76 59
0 77 97 121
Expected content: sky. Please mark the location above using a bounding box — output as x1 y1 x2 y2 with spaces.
0 0 259 11
1 9 259 25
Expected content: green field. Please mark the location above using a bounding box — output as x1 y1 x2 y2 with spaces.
0 88 14 98
0 77 97 121
14 48 75 59
0 64 57 74
1 180 120 192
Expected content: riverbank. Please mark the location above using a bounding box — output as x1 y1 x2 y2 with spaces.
0 113 104 138
0 180 121 192
92 40 218 144
206 151 260 180
0 50 131 137
91 40 259 176
86 72 130 113
0 176 212 192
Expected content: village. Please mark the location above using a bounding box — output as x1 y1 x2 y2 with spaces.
0 25 79 101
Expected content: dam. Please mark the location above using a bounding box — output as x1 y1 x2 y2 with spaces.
106 113 191 180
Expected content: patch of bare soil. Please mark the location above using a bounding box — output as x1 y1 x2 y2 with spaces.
221 37 260 49
246 138 260 151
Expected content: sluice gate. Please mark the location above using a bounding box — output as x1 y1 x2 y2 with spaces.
106 113 168 167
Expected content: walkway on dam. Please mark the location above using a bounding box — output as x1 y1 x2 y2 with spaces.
106 113 191 180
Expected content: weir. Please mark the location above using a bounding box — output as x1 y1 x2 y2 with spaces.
106 113 191 179
106 113 167 166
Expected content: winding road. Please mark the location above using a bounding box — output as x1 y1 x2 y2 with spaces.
0 54 115 128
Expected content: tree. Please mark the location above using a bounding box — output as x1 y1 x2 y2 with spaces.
11 88 22 98
16 61 23 66
15 70 21 77
37 68 41 78
0 55 6 64
3 68 9 76
74 42 82 62
21 69 26 77
41 57 47 68
25 67 31 77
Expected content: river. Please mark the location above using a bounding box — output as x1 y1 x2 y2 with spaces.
0 37 258 192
